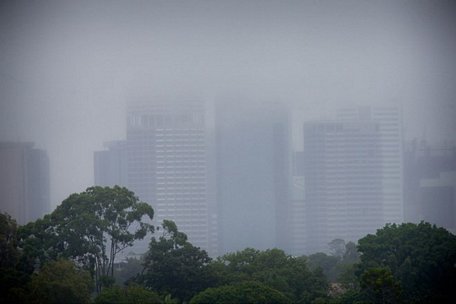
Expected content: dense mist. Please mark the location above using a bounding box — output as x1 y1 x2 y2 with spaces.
1 1 456 253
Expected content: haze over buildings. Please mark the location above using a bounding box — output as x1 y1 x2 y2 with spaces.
0 1 455 253
215 100 290 253
293 106 403 254
0 142 50 224
95 99 218 255
404 140 456 233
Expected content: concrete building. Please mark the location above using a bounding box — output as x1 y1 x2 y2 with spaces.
337 106 404 225
404 140 456 233
289 152 307 255
294 106 404 254
216 100 291 253
301 121 384 254
94 140 127 187
0 142 50 224
95 99 218 256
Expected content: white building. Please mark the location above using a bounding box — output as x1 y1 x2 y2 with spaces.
338 106 404 225
95 100 218 256
296 106 403 254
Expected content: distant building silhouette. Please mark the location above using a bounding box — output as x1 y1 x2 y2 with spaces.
289 151 306 255
338 106 404 225
0 142 50 224
404 140 456 233
94 99 218 256
94 140 127 187
215 100 291 253
294 106 403 254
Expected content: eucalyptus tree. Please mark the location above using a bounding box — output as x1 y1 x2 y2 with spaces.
139 220 213 302
19 186 154 293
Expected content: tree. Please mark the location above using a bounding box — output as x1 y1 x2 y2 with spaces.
114 256 144 285
18 186 155 293
341 241 359 264
307 252 340 282
138 220 214 302
359 267 402 304
0 212 29 303
0 213 19 269
329 239 346 258
26 259 92 304
211 248 329 303
357 222 456 303
190 281 292 304
94 284 163 304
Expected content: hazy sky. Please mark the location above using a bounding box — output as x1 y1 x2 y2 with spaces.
1 0 455 207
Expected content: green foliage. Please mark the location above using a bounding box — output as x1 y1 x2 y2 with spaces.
328 239 346 258
211 248 329 303
0 212 30 303
0 213 19 268
357 222 456 303
190 281 292 304
359 267 402 304
26 259 92 304
114 257 144 285
308 240 360 284
307 252 340 282
138 220 214 302
336 263 359 291
18 186 154 293
342 241 359 264
94 284 162 304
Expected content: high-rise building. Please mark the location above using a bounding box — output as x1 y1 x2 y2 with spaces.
295 106 403 254
94 140 127 187
301 121 384 253
404 140 456 233
216 100 290 253
0 142 50 224
338 106 404 225
95 100 218 256
289 151 307 255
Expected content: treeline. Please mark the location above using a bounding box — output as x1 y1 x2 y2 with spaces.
1 186 455 303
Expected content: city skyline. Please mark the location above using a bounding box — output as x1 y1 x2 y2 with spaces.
1 1 455 206
94 99 218 256
1 100 455 255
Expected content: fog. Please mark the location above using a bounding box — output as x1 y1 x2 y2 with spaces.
1 0 455 253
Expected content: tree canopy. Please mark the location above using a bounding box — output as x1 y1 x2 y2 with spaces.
94 284 163 304
26 259 93 304
210 248 328 303
18 186 154 293
190 281 292 304
138 220 214 302
357 222 456 303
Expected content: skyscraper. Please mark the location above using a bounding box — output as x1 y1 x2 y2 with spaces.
216 100 290 253
0 142 50 224
295 106 403 254
95 99 217 256
94 140 127 187
338 106 404 225
301 121 383 253
404 140 456 233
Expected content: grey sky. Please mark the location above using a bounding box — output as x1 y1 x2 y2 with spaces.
1 0 455 207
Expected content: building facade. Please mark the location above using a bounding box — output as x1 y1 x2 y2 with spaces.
0 142 50 224
94 140 128 187
301 121 383 253
404 140 456 233
95 100 218 256
216 100 291 253
337 106 404 225
294 106 403 254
